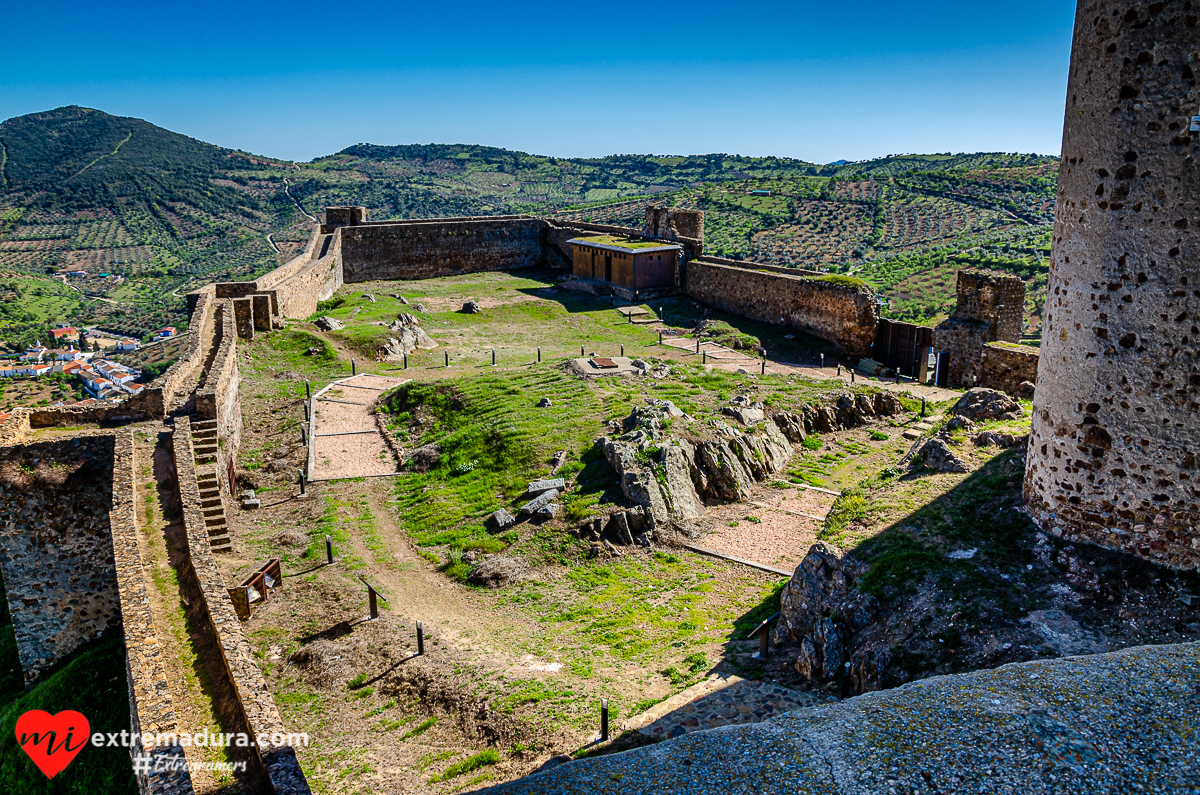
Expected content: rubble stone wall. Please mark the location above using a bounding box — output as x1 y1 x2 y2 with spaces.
683 259 879 356
979 342 1040 396
338 217 545 282
1024 0 1200 571
195 302 243 490
172 418 310 794
0 434 121 683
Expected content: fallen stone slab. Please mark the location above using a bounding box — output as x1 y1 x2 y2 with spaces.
487 508 516 532
535 503 560 518
527 478 566 495
519 488 560 515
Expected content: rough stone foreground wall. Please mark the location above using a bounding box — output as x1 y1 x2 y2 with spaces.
932 318 990 387
481 641 1200 795
339 217 546 283
683 259 879 356
979 342 1040 396
0 434 121 683
1024 0 1200 571
109 429 195 795
195 302 243 486
172 417 311 795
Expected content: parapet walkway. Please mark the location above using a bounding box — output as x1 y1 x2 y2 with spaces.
482 640 1200 794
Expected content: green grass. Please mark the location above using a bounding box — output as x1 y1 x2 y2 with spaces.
0 632 138 795
400 717 437 741
429 748 500 783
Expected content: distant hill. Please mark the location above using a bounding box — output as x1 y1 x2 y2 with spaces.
0 105 1060 348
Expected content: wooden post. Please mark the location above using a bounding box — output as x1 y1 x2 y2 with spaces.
492 348 496 366
305 380 311 400
325 534 333 564
300 422 307 446
445 350 449 367
759 627 769 660
368 587 378 620
537 346 541 363
417 621 425 656
403 352 408 369
299 470 307 496
351 358 356 376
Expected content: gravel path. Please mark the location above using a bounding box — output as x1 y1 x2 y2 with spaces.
480 641 1200 794
311 374 407 480
699 489 835 571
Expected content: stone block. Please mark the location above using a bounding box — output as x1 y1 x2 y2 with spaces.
519 488 560 515
487 508 516 532
527 478 566 495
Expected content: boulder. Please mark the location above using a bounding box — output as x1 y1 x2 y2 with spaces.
916 438 970 473
951 388 1021 421
537 397 552 408
945 416 976 433
623 399 688 432
973 431 1021 448
873 392 904 417
406 443 442 472
1016 381 1036 400
467 556 528 589
378 314 436 360
722 403 765 425
414 303 428 312
772 412 807 444
535 503 560 518
362 293 376 303
462 300 483 314
305 346 323 357
391 294 409 304
315 316 345 331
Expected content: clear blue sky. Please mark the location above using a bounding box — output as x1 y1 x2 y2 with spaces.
1 0 1078 164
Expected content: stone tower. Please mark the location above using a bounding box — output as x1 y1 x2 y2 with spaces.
1024 0 1199 570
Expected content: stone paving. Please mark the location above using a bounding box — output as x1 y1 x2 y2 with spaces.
622 673 820 739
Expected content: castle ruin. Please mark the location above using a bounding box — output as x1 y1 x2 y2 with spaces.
1024 0 1200 571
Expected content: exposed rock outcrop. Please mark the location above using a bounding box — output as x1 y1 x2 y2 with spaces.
315 316 345 331
951 387 1021 421
377 313 436 360
462 300 482 314
467 556 528 589
915 438 970 473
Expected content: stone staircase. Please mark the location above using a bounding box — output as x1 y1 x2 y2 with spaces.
191 419 231 553
902 417 937 441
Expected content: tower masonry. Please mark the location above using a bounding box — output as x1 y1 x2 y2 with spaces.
1024 0 1200 569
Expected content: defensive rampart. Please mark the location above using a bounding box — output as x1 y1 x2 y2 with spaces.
682 259 879 356
172 417 310 794
338 216 545 282
195 301 243 487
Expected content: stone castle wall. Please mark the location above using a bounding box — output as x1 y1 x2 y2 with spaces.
195 302 243 497
934 268 1028 387
979 342 1040 397
683 260 879 356
172 418 310 794
1024 0 1200 571
0 434 122 683
338 217 546 283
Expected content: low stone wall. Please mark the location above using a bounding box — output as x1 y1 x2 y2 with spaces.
109 429 195 795
0 434 122 683
683 260 878 356
172 417 311 795
273 251 342 319
339 217 545 282
195 302 243 471
979 342 1040 396
696 255 822 278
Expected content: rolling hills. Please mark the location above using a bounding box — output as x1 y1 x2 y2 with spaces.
0 105 1058 352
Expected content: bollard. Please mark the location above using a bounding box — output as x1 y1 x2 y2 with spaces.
759 626 769 660
581 345 585 356
659 331 663 345
300 422 307 446
325 534 333 565
703 350 706 364
761 351 766 375
445 350 449 367
628 312 632 324
537 346 541 363
305 380 311 400
837 364 842 376
368 586 378 620
851 369 855 383
299 469 307 496
492 348 496 366
921 397 926 417
840 661 851 698
601 699 610 742
416 621 425 656
351 358 356 376
696 338 700 354
609 296 613 307
820 353 824 370
620 344 624 357
403 352 408 369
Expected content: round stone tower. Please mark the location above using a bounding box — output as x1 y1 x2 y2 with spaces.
1024 0 1199 570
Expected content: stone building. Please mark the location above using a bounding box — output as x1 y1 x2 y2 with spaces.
933 268 1026 386
1024 0 1199 571
569 236 682 290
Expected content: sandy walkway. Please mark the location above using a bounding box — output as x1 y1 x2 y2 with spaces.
311 373 408 480
698 487 837 571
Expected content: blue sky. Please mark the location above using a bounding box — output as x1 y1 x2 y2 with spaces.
1 0 1078 163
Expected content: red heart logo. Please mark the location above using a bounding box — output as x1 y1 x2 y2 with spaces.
15 710 91 779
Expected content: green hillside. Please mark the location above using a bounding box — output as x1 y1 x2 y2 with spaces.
0 105 1059 358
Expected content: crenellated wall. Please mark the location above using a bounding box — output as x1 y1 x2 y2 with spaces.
682 259 879 356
